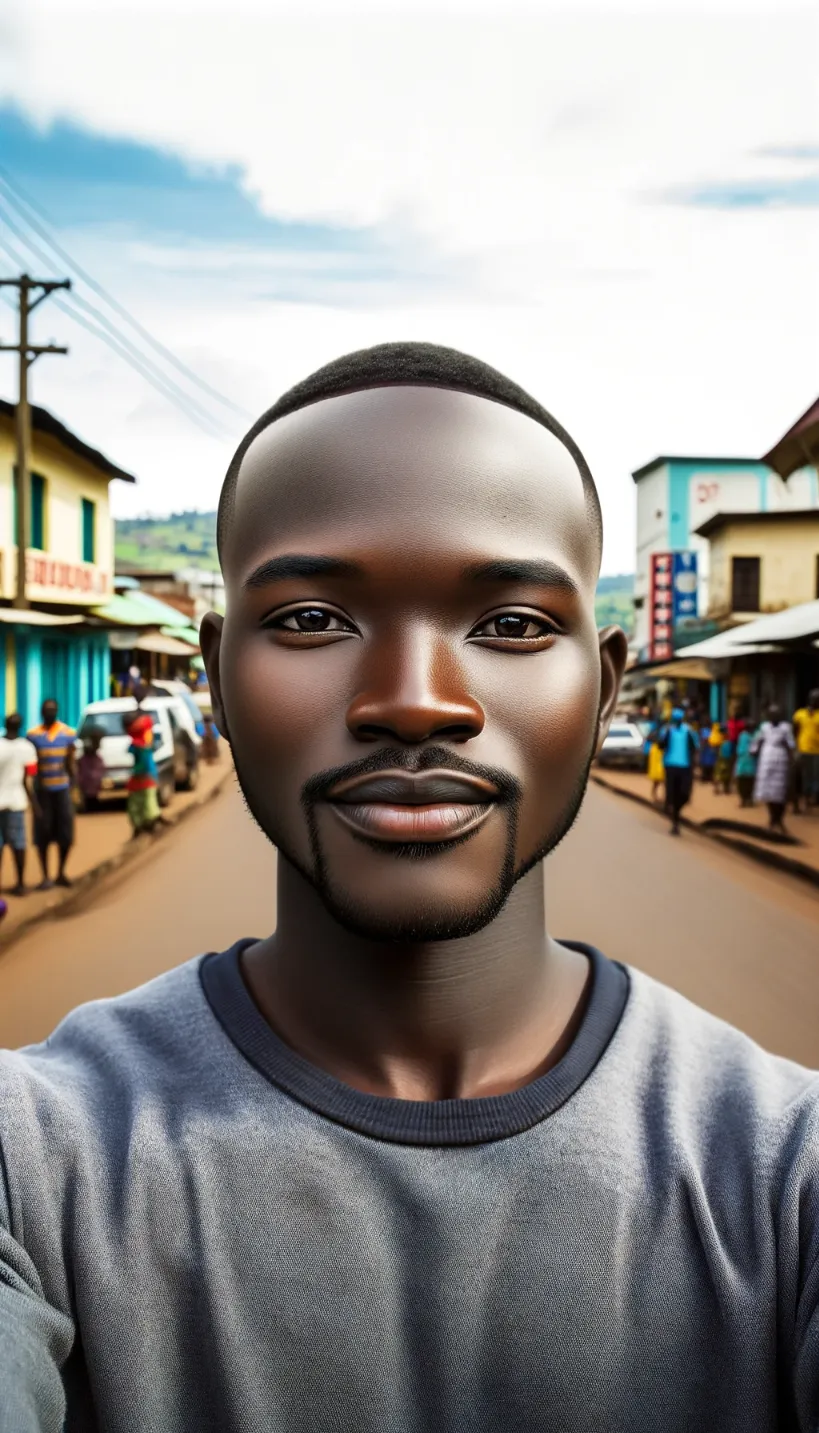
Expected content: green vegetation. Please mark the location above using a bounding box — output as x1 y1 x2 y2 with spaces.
115 511 219 571
594 573 634 633
115 513 635 633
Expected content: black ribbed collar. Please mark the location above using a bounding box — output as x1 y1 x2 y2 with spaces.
200 940 629 1147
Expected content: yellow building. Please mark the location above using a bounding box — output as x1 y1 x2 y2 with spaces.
697 509 819 622
0 398 135 727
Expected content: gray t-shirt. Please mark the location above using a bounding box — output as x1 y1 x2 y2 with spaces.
1 941 817 1432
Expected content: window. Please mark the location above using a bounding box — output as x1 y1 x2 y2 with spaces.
11 469 47 550
81 498 96 563
731 556 760 612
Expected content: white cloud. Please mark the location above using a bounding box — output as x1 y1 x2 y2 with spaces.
1 1 818 575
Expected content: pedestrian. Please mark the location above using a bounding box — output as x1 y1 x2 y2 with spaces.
125 712 160 837
2 342 819 1431
792 688 819 812
659 706 698 834
645 719 665 805
698 721 717 783
735 724 758 808
713 727 734 795
27 698 77 890
751 705 795 834
0 713 38 896
77 728 106 810
202 715 221 765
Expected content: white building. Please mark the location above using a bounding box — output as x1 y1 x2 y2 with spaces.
632 455 819 659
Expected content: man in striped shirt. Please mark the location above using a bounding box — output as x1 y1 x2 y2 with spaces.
27 699 77 891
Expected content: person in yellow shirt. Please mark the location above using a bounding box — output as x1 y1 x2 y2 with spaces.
792 689 819 811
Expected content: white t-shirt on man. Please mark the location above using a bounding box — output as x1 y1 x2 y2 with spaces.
0 736 38 812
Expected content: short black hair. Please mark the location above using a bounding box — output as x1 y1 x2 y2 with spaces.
217 341 602 560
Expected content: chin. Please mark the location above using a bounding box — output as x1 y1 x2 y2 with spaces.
314 882 515 944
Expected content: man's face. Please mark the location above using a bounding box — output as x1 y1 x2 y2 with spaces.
42 701 58 727
205 387 625 941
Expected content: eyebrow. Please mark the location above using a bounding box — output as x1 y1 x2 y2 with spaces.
464 559 580 596
243 555 362 589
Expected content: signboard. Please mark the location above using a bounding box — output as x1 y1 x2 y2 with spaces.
649 552 673 660
3 549 110 604
672 551 698 624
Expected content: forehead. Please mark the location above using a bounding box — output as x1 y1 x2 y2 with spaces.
227 387 597 587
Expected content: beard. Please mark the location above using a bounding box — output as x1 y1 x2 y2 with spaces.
231 738 596 945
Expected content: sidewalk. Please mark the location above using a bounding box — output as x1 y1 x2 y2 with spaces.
0 758 234 947
592 766 819 887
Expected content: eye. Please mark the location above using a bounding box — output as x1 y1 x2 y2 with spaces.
469 611 561 643
264 605 357 636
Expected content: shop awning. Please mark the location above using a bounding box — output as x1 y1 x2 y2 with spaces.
645 659 720 682
92 590 196 629
130 631 201 657
0 608 84 626
731 599 819 646
161 624 200 648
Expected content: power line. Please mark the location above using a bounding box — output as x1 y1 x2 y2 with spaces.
0 227 229 439
0 166 252 419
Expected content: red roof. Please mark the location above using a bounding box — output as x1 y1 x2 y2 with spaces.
763 395 819 479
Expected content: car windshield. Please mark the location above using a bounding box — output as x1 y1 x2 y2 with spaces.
79 711 156 738
607 727 635 739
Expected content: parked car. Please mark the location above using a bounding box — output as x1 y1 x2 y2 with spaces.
147 679 207 741
76 697 193 808
597 721 647 771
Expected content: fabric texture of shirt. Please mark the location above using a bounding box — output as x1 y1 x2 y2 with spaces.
1 942 818 1431
752 721 796 804
794 708 819 756
27 723 76 792
735 729 758 777
663 723 696 768
126 742 158 792
0 737 38 812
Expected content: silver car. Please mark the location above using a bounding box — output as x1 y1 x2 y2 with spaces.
597 721 647 771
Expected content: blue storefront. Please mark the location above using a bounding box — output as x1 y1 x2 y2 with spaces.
1 625 110 733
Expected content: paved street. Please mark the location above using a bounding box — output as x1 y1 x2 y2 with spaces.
1 780 818 1065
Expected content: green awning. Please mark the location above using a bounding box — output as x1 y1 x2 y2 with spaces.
161 624 200 647
92 590 195 628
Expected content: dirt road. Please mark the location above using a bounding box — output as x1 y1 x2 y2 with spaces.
2 780 818 1064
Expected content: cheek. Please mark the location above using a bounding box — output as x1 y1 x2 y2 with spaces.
220 629 348 774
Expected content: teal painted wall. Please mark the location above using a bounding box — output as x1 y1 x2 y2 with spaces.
665 460 773 549
13 630 110 732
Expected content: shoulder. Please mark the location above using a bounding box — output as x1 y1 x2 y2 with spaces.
616 967 819 1169
0 959 216 1201
57 724 76 740
27 726 44 740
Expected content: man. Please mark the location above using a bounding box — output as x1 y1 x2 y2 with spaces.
793 689 819 811
0 713 38 896
659 705 698 835
0 343 817 1432
27 698 76 891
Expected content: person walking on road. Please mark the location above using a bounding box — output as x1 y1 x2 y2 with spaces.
698 720 718 783
0 714 38 896
735 724 758 808
125 713 161 836
27 698 76 890
751 705 795 834
2 343 819 1433
660 706 698 835
793 689 819 812
645 719 665 805
713 726 734 795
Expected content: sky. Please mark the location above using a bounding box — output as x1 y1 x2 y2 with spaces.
0 0 817 574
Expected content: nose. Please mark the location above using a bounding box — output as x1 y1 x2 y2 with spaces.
346 632 485 744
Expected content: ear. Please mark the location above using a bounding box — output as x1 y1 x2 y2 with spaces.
199 612 229 743
596 625 629 753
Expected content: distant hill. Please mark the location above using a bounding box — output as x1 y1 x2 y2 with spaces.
116 511 219 572
115 513 634 632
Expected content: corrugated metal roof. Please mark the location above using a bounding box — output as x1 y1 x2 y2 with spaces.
763 396 819 479
0 398 136 484
93 590 194 628
732 599 819 645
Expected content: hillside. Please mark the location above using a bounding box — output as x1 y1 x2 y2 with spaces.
115 513 634 632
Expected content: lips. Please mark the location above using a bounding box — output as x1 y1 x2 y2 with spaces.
324 769 499 844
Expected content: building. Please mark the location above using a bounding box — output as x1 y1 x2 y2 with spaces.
0 398 136 728
632 455 819 659
696 510 819 622
114 566 224 625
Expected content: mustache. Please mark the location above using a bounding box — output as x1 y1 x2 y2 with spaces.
302 745 522 807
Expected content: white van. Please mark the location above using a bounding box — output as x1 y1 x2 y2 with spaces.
76 698 185 808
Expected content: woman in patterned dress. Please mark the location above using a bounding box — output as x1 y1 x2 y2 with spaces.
751 705 795 833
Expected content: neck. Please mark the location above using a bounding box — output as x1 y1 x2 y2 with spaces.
241 860 591 1102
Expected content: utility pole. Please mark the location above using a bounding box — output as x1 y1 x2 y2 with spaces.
0 274 71 608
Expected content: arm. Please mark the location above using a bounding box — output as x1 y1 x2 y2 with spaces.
64 745 76 785
0 1155 74 1433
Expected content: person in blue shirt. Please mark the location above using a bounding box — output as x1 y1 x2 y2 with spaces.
660 707 698 836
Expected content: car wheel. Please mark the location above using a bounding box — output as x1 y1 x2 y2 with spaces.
157 773 175 808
